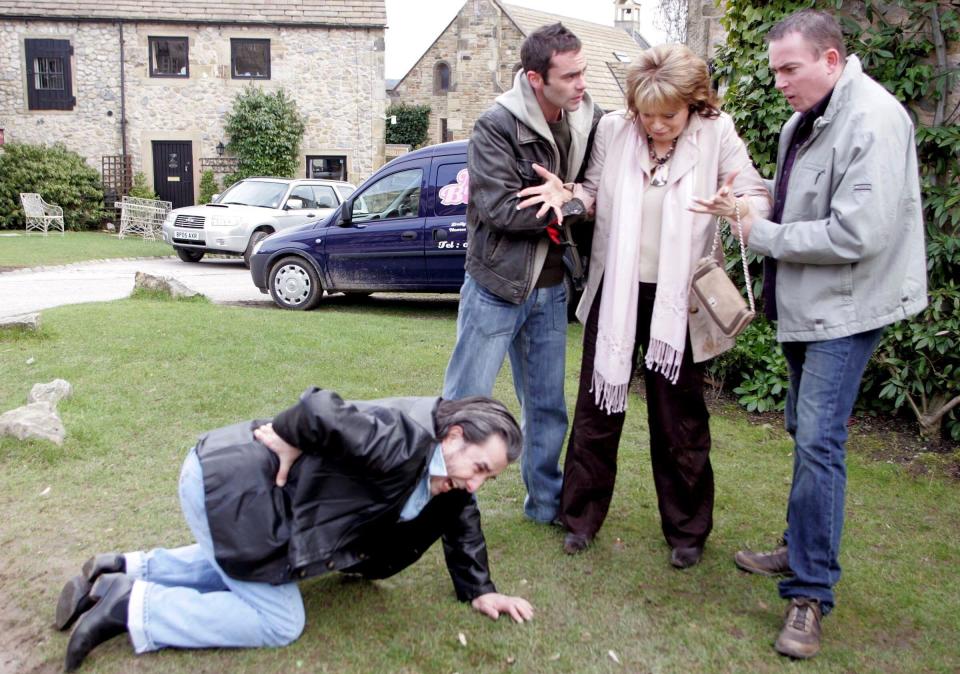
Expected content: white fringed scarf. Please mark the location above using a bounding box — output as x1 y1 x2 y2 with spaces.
592 128 695 414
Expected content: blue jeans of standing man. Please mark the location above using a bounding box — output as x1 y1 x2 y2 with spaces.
443 272 568 523
124 448 305 653
778 327 884 614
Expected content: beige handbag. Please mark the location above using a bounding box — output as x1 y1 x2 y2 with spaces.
690 201 755 338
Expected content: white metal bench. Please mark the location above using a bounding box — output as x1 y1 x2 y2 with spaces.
20 193 65 236
114 196 172 240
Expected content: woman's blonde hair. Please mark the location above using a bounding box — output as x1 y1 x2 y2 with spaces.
625 44 720 120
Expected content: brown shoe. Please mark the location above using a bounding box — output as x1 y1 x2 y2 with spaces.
734 545 791 576
562 533 592 555
775 597 822 659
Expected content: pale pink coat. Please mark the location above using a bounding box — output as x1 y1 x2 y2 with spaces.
574 110 772 362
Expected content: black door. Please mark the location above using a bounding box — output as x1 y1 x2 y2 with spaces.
152 141 194 208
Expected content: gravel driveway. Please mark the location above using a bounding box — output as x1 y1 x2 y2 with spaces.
0 257 271 320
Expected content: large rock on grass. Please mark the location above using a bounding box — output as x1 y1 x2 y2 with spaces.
0 313 41 331
0 402 65 445
28 379 73 406
133 272 201 299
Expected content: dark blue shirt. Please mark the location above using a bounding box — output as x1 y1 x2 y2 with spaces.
763 90 834 320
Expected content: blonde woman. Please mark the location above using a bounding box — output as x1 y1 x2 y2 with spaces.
523 44 770 567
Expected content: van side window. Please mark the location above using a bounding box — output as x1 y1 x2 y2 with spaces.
435 163 469 216
352 168 423 222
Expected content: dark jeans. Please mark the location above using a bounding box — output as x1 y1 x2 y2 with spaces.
560 283 714 549
778 328 884 614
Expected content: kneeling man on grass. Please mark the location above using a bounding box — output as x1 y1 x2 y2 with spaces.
56 388 532 671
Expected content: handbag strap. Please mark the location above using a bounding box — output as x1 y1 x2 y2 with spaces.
707 200 755 312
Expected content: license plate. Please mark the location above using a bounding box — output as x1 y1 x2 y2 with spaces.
175 229 202 240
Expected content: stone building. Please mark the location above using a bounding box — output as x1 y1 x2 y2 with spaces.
0 0 387 207
388 0 651 147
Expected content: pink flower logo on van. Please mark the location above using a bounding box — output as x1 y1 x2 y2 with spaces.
438 169 469 206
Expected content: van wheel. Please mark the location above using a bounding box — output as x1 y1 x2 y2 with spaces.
175 247 204 263
269 256 322 310
243 230 270 268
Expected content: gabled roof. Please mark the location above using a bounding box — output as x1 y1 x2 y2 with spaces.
498 1 647 111
0 0 386 27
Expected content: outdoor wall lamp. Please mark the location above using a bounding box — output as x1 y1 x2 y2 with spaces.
216 141 225 156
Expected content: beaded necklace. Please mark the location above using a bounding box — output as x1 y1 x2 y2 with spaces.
647 135 678 187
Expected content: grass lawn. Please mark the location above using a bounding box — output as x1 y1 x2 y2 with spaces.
0 231 171 269
1 297 957 673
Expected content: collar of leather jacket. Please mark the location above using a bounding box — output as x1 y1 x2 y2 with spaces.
495 70 596 182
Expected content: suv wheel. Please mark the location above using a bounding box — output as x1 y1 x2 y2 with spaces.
269 256 322 310
243 230 270 269
175 247 204 263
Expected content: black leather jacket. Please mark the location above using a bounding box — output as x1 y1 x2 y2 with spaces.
466 103 603 303
196 389 496 601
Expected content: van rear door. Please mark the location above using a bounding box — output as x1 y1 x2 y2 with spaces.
425 158 469 289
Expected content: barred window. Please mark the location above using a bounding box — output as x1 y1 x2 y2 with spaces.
25 39 74 110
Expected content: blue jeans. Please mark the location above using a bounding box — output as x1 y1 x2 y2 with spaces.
443 273 567 522
778 328 884 614
125 449 305 653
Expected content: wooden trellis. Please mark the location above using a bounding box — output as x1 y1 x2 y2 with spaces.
101 155 133 205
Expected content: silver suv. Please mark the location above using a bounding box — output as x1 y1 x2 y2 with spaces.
160 177 356 267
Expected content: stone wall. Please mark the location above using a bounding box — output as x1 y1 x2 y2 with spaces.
389 0 520 147
686 0 725 61
0 20 385 199
0 21 123 172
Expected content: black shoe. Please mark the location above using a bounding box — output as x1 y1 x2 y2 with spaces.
562 532 592 555
56 576 93 631
81 553 125 582
64 573 133 672
55 554 126 631
669 546 703 569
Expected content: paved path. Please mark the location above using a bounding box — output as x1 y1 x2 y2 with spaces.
0 257 271 320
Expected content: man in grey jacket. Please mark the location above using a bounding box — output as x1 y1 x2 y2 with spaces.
694 9 927 660
443 23 602 525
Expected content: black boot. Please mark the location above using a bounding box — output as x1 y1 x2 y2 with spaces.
81 553 125 582
55 554 125 631
64 573 133 672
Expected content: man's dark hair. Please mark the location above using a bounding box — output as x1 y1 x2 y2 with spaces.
767 9 847 60
520 23 581 83
435 396 522 462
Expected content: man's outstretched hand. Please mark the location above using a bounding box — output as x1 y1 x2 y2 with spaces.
471 593 534 623
254 422 303 487
515 163 571 223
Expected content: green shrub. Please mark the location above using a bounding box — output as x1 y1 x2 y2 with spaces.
385 103 431 148
0 142 105 230
224 86 305 180
706 317 789 413
198 170 220 204
127 172 157 200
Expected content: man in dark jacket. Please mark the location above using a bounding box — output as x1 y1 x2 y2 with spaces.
443 23 603 525
55 389 530 671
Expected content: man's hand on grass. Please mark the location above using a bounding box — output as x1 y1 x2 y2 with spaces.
253 422 302 487
471 593 534 623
